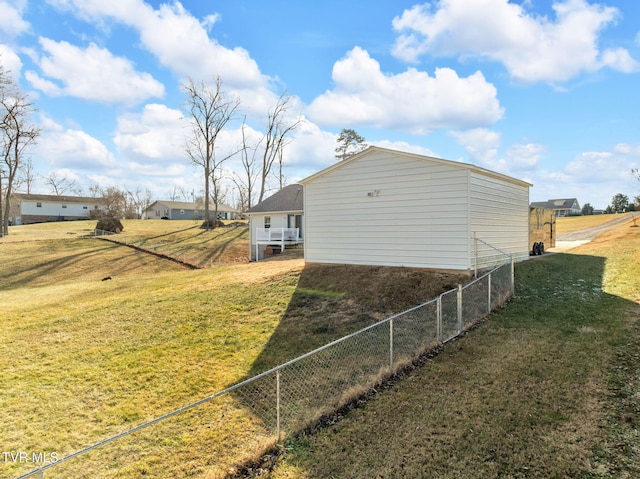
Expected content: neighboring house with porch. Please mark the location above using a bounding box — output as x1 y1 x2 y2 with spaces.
9 193 107 225
300 146 532 272
530 198 581 217
143 200 239 220
247 184 304 261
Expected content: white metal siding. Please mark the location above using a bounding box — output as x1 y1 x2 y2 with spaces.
304 151 471 269
470 172 530 268
21 200 97 217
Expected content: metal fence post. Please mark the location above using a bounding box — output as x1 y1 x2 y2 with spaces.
276 370 281 441
436 295 442 342
487 273 492 315
510 257 515 297
389 319 394 373
457 284 463 334
473 231 478 278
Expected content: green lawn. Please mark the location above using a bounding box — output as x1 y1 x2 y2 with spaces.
0 222 296 478
4 217 638 478
4 219 251 267
266 217 640 478
0 220 463 479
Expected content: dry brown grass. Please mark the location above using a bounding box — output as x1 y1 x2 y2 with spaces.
556 212 633 234
266 219 640 478
1 221 469 479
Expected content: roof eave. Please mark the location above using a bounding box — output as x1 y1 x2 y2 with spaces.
299 145 532 188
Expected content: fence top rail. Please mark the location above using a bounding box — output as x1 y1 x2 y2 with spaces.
16 257 511 479
473 235 513 260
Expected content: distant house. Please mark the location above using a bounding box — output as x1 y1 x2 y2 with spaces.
530 198 581 217
247 184 304 261
9 193 107 225
300 146 532 271
143 201 239 220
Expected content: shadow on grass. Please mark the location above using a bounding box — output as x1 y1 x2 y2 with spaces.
227 263 471 459
230 253 640 478
199 225 249 264
0 240 126 290
130 224 200 242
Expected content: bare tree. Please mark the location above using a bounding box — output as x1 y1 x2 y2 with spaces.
21 158 35 194
169 185 191 202
45 171 80 196
229 172 248 212
126 186 153 219
1 65 40 235
210 168 229 214
257 94 302 204
233 118 262 210
100 186 127 218
88 183 101 198
182 76 239 228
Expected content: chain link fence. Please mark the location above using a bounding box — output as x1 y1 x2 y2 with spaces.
15 259 514 479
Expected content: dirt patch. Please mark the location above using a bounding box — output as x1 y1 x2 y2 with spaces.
298 263 469 314
247 262 470 373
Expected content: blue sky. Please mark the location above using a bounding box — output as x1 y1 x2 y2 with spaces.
1 0 639 209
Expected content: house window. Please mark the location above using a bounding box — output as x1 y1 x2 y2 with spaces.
264 216 271 229
83 206 88 209
62 205 67 209
36 202 42 208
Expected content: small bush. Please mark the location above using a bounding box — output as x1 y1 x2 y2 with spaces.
96 217 124 233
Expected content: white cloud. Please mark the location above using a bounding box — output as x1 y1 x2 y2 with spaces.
600 48 640 73
128 161 186 177
48 0 273 107
450 128 501 166
505 143 546 170
114 103 185 162
0 44 23 81
563 151 636 182
613 143 640 157
35 115 117 170
307 47 503 133
530 148 640 208
282 119 337 176
25 38 164 104
0 0 30 38
451 129 546 182
392 0 640 83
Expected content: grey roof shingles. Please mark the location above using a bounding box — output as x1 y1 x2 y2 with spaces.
247 184 303 214
531 198 579 209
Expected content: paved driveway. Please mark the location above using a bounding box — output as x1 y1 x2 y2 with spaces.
550 213 638 252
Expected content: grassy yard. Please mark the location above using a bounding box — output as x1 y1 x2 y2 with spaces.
264 217 640 478
556 212 633 234
0 220 464 479
4 216 638 478
0 232 301 478
4 219 251 267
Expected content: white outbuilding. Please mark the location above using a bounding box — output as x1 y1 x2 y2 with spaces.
299 146 532 272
